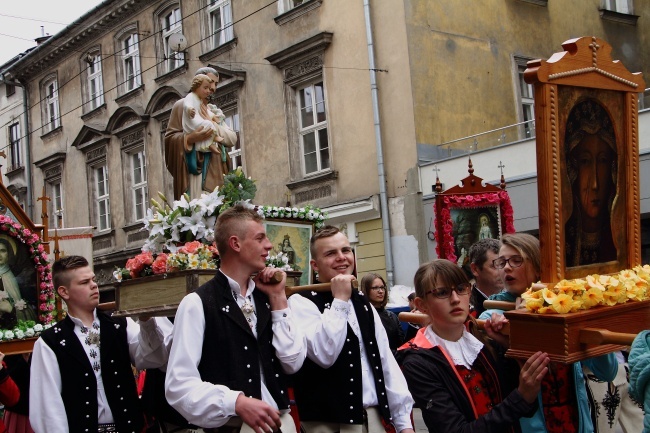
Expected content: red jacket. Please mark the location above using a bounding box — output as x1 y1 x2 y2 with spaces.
0 361 20 433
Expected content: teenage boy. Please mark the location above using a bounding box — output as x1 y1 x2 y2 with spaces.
165 205 305 432
30 255 172 433
288 226 414 433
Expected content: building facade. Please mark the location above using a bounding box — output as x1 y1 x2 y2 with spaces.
0 0 648 294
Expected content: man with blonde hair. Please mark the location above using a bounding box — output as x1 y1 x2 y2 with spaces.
165 204 305 432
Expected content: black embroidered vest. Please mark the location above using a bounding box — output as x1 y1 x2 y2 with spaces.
292 290 392 424
195 272 290 410
40 312 144 433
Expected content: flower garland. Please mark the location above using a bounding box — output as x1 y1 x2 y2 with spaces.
435 190 515 262
0 215 56 341
521 264 650 314
258 205 327 229
265 251 295 271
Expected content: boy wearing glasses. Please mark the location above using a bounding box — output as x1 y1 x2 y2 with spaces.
288 226 414 433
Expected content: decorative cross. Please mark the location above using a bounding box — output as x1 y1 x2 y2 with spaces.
51 228 63 262
498 161 507 190
37 186 51 242
432 165 442 193
589 37 600 67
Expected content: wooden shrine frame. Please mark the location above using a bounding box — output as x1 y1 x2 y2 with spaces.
525 36 645 282
0 184 54 354
434 159 515 267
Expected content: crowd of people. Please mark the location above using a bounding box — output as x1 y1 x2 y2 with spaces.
5 65 646 433
0 208 640 433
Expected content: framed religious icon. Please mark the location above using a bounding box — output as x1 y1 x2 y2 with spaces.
434 159 515 277
0 184 55 353
264 219 314 286
525 36 645 282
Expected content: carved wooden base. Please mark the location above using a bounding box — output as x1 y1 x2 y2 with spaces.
114 270 216 317
505 299 650 363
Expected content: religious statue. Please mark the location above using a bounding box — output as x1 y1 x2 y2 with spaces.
564 99 618 267
164 68 238 200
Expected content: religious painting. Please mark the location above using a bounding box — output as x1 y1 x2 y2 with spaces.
555 87 629 279
450 206 501 275
433 161 516 270
264 220 313 286
561 97 619 269
0 234 39 330
524 36 644 282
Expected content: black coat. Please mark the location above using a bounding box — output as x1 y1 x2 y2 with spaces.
376 307 405 353
397 330 535 433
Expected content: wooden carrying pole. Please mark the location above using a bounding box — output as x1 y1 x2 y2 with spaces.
396 312 636 346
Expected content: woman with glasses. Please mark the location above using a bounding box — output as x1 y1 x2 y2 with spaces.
398 259 550 433
360 273 405 354
479 233 617 433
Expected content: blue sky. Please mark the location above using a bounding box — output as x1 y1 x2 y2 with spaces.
0 0 103 66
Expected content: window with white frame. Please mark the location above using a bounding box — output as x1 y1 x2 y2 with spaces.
51 181 64 229
43 78 60 132
603 0 632 13
131 150 148 221
8 123 21 170
278 0 306 13
298 81 329 175
223 109 241 169
513 57 535 140
161 7 184 73
87 54 104 110
207 0 233 50
518 65 535 138
95 165 111 231
122 33 142 92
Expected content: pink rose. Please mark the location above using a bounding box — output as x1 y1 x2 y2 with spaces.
39 294 48 301
152 254 168 275
180 241 202 254
136 252 154 266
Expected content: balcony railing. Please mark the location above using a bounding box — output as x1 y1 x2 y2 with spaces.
419 88 650 164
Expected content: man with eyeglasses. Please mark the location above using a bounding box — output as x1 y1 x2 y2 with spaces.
288 226 414 433
468 239 504 317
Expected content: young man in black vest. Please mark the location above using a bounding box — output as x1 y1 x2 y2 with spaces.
288 226 414 433
29 255 172 433
165 205 305 433
467 238 503 317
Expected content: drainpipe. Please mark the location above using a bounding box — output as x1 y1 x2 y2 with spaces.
363 0 394 287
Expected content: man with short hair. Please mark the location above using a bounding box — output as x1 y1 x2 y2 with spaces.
30 255 171 433
288 226 414 433
468 238 504 316
165 204 305 432
165 66 237 199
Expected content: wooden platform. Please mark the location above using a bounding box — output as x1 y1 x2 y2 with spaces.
114 270 216 317
505 299 650 363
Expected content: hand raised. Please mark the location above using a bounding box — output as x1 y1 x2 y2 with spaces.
254 268 288 311
483 313 510 349
330 274 356 302
517 351 550 403
235 394 282 433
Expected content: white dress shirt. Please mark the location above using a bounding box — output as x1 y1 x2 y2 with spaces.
423 326 484 368
29 312 172 433
165 272 306 429
287 295 414 432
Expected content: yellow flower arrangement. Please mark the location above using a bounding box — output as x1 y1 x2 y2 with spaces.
521 265 650 314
